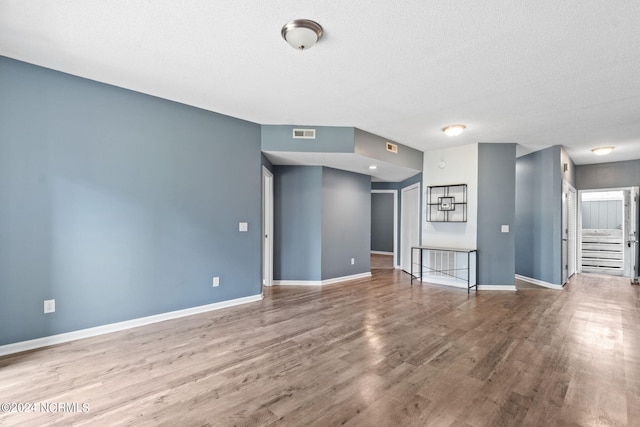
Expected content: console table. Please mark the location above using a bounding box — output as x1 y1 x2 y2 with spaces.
410 246 478 293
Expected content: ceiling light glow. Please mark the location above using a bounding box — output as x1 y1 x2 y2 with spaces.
442 124 466 136
591 146 614 156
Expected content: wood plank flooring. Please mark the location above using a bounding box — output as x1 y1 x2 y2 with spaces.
1 270 639 426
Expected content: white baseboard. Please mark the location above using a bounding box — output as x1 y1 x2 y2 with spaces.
371 251 394 255
478 285 517 291
274 272 372 287
0 293 263 357
515 274 564 290
273 280 323 286
322 272 372 285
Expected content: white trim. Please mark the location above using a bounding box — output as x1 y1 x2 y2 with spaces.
371 189 398 267
515 274 564 290
400 182 421 272
0 294 263 357
478 285 517 291
371 250 393 255
274 272 372 287
273 280 323 286
262 166 274 287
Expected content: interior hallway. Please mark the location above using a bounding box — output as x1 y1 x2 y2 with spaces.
1 271 638 426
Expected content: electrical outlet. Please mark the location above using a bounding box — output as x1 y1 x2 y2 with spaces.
213 277 220 287
351 258 355 265
44 299 55 314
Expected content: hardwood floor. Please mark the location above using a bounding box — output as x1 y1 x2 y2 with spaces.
1 271 639 426
371 253 394 270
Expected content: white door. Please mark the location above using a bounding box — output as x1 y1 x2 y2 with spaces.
401 183 420 273
562 187 568 284
625 187 639 283
567 185 577 278
262 167 274 287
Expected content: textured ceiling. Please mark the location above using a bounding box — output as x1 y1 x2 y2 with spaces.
1 0 639 166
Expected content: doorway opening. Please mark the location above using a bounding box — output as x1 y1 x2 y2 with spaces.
578 187 638 282
371 190 397 270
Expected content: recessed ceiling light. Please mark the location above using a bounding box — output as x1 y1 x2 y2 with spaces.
591 146 614 156
442 125 466 137
281 19 323 50
369 165 378 170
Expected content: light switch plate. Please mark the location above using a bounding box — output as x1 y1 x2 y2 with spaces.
44 299 55 314
501 225 509 233
239 222 248 232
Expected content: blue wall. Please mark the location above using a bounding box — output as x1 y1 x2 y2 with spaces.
273 166 371 281
515 146 562 284
0 57 263 346
371 193 394 252
354 128 423 171
261 125 355 153
477 143 516 286
322 168 371 279
576 159 640 190
273 166 323 281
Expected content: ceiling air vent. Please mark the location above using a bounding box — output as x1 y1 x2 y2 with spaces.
386 142 398 153
292 128 316 139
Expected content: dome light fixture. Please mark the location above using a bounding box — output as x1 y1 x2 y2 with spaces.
591 146 614 156
369 165 378 170
281 19 323 50
442 124 466 137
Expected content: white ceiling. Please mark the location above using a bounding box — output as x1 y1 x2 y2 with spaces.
1 0 639 168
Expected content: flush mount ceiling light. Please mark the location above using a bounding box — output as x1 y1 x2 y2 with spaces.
591 146 615 156
369 165 378 170
281 19 323 50
442 124 466 137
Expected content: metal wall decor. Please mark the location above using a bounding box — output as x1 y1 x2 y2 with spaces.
427 184 467 222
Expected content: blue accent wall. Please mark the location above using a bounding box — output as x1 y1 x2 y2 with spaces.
354 128 423 171
261 126 355 153
273 166 371 281
322 168 371 279
477 143 516 286
272 166 323 281
576 159 640 190
371 193 394 252
0 57 262 346
515 146 562 284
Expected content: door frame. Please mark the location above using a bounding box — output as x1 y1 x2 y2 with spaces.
562 180 577 284
262 166 274 287
371 189 398 268
577 186 638 280
400 182 421 273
